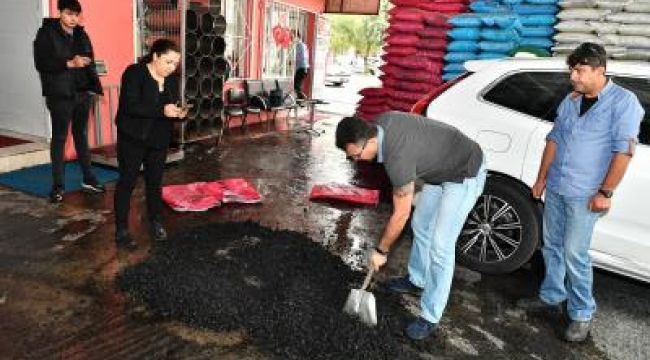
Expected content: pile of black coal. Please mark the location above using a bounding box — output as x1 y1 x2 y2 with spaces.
118 221 440 359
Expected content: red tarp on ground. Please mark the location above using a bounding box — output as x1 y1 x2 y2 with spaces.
309 184 380 206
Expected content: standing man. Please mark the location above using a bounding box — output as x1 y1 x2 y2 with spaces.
518 43 643 342
335 111 486 340
33 0 105 203
293 30 309 99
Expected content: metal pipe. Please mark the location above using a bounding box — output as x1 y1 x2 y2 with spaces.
185 31 199 55
213 57 228 76
212 36 225 56
199 98 213 119
211 98 224 113
213 15 226 36
212 76 223 97
185 55 198 77
186 9 199 32
199 35 214 55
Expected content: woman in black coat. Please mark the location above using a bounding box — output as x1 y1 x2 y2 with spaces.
114 39 187 249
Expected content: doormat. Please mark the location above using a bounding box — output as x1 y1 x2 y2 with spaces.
118 222 445 359
0 162 119 197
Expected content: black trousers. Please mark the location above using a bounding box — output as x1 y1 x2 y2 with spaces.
46 92 95 189
294 67 309 99
114 134 167 231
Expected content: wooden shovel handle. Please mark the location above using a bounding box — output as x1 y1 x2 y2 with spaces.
361 269 374 291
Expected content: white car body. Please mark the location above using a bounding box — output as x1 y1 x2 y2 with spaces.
425 58 650 283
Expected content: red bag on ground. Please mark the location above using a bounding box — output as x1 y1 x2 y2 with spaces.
219 178 262 203
162 182 224 212
309 184 380 206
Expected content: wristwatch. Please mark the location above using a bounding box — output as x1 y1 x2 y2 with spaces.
598 189 614 198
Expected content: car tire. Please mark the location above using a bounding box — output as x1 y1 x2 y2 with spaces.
455 176 541 274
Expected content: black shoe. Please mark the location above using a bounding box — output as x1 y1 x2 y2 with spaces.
516 297 563 313
49 187 64 203
81 180 106 194
115 229 137 250
405 317 438 340
564 320 592 342
384 276 423 296
150 221 167 242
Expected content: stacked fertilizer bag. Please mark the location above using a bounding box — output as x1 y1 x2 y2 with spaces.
443 0 559 81
355 0 469 121
554 0 650 60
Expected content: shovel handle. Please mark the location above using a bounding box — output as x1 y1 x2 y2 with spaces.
361 269 374 291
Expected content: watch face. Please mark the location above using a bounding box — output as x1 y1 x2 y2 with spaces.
600 189 613 198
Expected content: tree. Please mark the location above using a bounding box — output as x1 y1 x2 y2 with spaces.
327 0 389 72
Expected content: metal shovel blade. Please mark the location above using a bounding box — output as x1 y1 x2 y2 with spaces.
343 270 377 326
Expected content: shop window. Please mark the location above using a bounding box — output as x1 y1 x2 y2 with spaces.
613 76 650 146
224 0 250 79
483 72 571 122
263 2 308 79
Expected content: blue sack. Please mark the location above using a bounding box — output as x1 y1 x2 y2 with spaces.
519 37 554 48
520 26 555 37
480 14 524 30
449 14 483 28
478 52 509 59
512 4 559 15
481 28 521 42
443 63 467 72
520 14 556 26
442 71 465 81
524 0 558 4
448 27 481 40
470 1 509 13
444 52 478 62
502 0 523 5
447 41 480 52
479 41 518 53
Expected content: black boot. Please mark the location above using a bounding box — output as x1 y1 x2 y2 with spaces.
115 228 137 250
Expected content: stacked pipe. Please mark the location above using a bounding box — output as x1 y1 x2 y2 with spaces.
184 5 227 140
554 0 650 60
355 0 468 121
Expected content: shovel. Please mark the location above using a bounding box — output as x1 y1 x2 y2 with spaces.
343 269 377 326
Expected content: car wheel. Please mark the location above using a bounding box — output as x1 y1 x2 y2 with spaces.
455 177 541 274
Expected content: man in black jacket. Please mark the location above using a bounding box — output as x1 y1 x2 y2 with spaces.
33 0 105 203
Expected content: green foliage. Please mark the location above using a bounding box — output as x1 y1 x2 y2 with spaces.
327 0 389 59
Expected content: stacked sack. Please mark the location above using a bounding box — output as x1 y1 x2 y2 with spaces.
554 0 650 60
443 0 558 81
355 0 469 121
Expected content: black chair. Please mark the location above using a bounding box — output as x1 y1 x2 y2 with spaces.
262 79 288 127
224 88 260 129
244 80 273 125
275 78 299 126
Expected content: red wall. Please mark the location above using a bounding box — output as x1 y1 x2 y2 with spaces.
50 0 135 159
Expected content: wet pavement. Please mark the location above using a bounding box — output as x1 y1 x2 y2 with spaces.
0 115 648 359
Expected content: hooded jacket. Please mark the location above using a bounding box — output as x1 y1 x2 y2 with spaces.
33 18 103 98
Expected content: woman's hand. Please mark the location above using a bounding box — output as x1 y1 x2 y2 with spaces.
163 104 182 118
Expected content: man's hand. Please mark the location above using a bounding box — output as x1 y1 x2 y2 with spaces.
368 249 387 272
163 104 182 118
589 193 611 213
532 178 546 199
67 55 91 68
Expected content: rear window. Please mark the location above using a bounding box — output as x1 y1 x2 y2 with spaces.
482 71 571 122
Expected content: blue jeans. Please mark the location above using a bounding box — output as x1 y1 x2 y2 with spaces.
540 190 601 321
408 163 487 324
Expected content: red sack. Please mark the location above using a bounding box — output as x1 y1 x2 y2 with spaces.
383 45 417 56
309 184 380 206
418 27 448 39
387 56 437 70
162 182 224 212
418 3 467 13
416 38 448 51
357 104 389 114
385 34 420 47
219 178 262 203
389 89 425 103
358 87 386 97
388 98 417 112
389 21 424 34
416 49 446 60
393 69 443 83
358 96 386 106
422 13 452 28
390 0 421 6
388 8 423 22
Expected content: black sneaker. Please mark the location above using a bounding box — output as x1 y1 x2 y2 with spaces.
49 187 64 203
150 221 167 242
81 181 105 194
115 229 137 250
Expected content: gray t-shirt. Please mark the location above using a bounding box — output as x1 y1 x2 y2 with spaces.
376 111 483 187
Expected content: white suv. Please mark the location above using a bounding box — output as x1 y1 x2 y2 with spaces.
419 58 650 283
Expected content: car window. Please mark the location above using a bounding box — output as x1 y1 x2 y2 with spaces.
611 76 650 146
483 71 572 122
